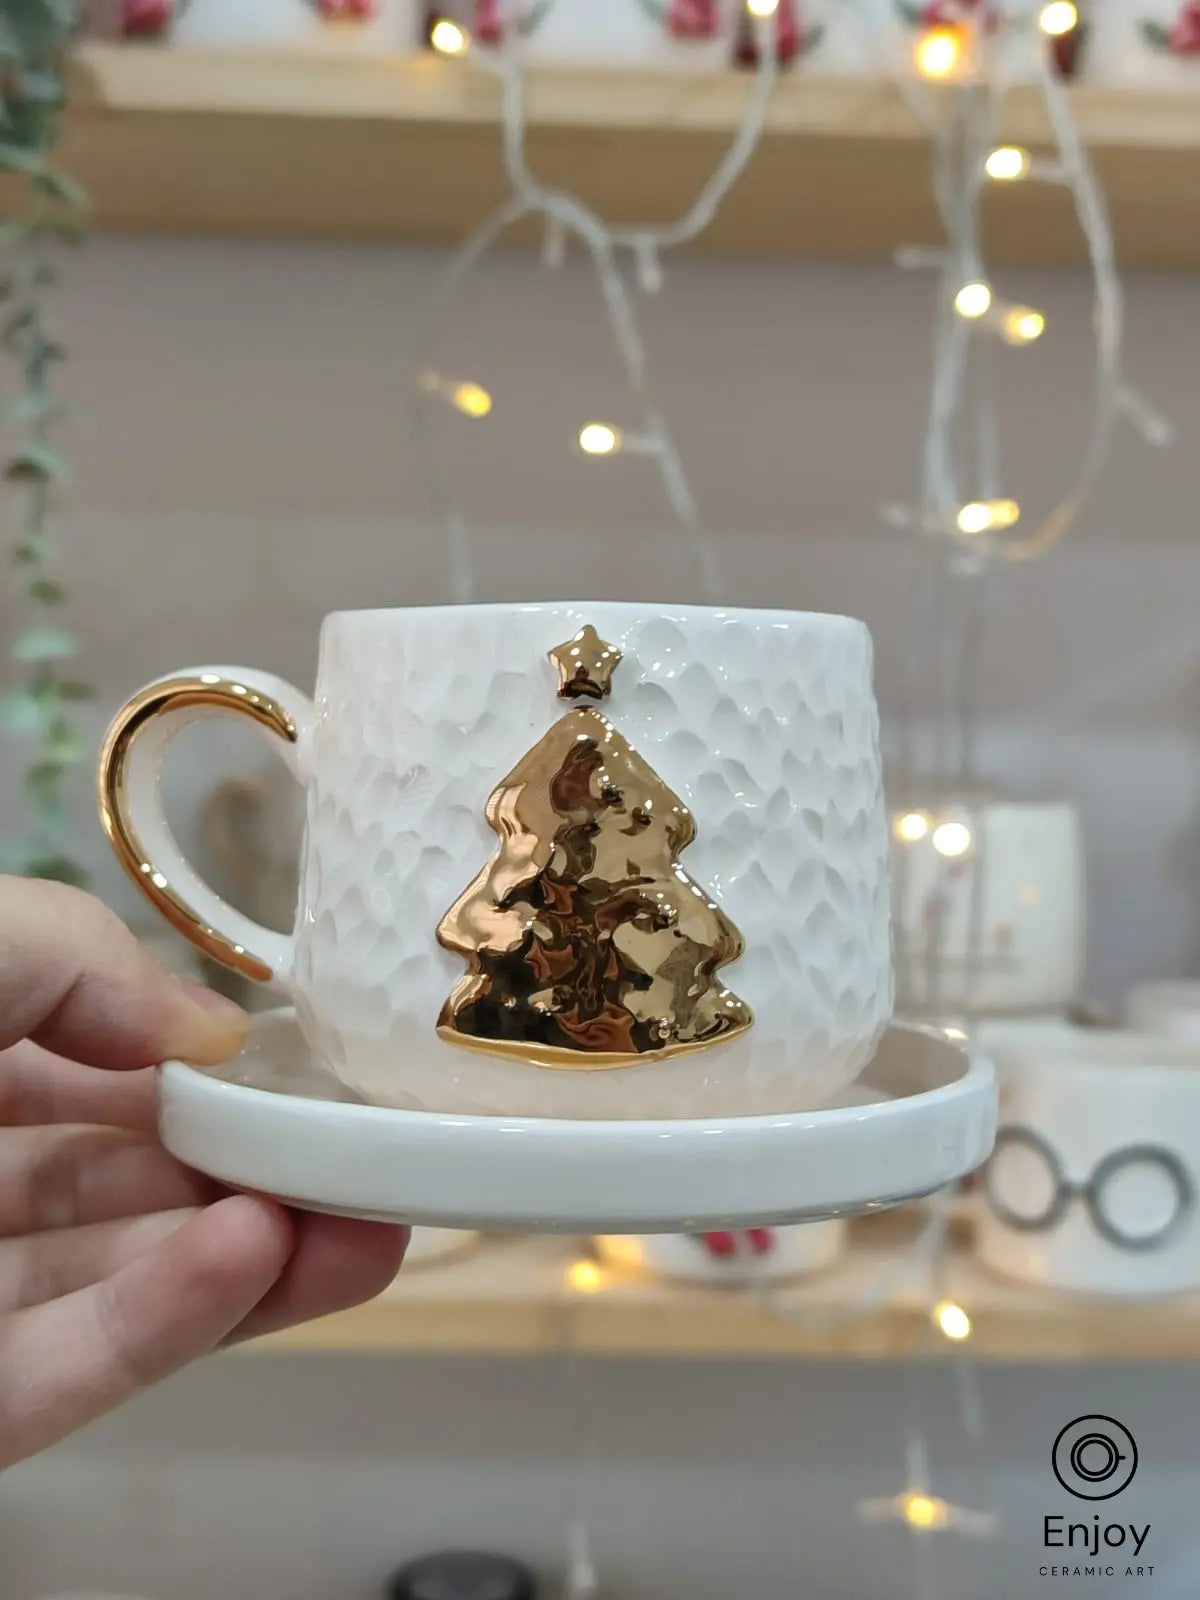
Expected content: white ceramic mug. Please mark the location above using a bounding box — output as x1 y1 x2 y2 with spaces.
99 602 891 1119
171 0 418 49
975 1029 1200 1295
489 0 734 66
1084 0 1200 86
891 795 1084 1019
1124 981 1200 1044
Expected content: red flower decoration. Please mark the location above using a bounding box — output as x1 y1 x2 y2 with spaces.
121 0 172 36
474 0 506 43
917 0 998 34
666 0 721 37
700 1231 738 1259
699 1229 775 1260
320 0 376 16
1170 1 1200 50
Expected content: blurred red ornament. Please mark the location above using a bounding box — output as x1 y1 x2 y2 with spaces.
1170 0 1200 50
666 0 721 37
918 0 998 34
700 1231 738 1259
735 0 802 63
319 0 375 16
700 1228 775 1260
474 0 506 42
121 0 171 36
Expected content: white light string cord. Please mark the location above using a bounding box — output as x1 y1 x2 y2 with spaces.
412 0 783 603
889 7 1172 567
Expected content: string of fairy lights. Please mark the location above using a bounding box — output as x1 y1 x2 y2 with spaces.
413 2 1166 1591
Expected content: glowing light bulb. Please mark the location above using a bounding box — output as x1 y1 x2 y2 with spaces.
903 1492 950 1531
985 144 1030 181
933 1299 972 1341
567 1259 605 1294
579 422 621 456
956 501 993 535
988 498 1020 529
894 811 930 844
451 381 493 418
1038 0 1078 34
746 0 779 13
430 17 469 54
915 24 965 79
954 281 992 319
932 821 972 858
1003 306 1046 344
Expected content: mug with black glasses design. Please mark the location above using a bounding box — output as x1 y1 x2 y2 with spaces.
976 1028 1200 1295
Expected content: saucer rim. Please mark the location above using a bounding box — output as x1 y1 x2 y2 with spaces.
158 1019 996 1233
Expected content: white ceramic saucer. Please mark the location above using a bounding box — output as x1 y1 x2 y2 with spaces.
158 1013 995 1233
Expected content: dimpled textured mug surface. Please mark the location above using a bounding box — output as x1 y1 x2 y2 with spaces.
99 602 892 1118
290 604 892 1115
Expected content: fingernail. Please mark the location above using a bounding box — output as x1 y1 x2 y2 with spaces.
181 978 249 1025
172 978 251 1064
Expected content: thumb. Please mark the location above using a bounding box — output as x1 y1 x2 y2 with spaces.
0 876 249 1070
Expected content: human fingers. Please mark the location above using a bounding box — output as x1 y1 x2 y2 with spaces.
0 1125 219 1237
0 1194 292 1469
0 1207 200 1310
226 1213 408 1345
0 877 247 1069
0 1042 158 1133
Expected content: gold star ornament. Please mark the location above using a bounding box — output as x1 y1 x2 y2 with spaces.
548 624 622 701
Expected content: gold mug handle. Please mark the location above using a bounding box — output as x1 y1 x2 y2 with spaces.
97 667 313 985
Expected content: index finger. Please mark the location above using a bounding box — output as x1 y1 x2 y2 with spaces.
0 877 249 1071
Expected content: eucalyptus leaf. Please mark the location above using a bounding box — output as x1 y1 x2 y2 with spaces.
57 679 94 701
10 624 78 662
43 720 86 762
6 440 66 481
0 685 46 734
0 838 37 874
32 168 87 209
38 214 86 245
17 68 65 107
23 852 88 888
0 139 43 175
28 574 64 602
25 759 64 811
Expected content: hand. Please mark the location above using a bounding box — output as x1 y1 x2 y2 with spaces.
0 876 408 1469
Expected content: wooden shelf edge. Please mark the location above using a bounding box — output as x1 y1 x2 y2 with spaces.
68 43 1200 148
234 1229 1200 1362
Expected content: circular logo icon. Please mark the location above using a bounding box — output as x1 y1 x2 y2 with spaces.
1052 1416 1139 1500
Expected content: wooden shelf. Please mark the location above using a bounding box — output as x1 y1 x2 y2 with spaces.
245 1217 1200 1361
47 44 1200 266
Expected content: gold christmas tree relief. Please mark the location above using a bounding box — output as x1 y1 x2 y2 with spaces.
435 627 753 1069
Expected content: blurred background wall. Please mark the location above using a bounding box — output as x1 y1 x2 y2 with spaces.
6 235 1198 998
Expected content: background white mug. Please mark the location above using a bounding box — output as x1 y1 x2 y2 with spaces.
99 601 892 1119
890 795 1084 1019
975 1029 1200 1295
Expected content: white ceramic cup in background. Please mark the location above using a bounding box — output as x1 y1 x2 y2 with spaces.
171 0 419 50
1124 981 1200 1044
595 1221 846 1283
976 1029 1200 1296
493 0 734 66
1084 0 1200 86
99 602 891 1120
890 795 1084 1019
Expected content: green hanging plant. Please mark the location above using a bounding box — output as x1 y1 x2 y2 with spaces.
0 0 90 888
